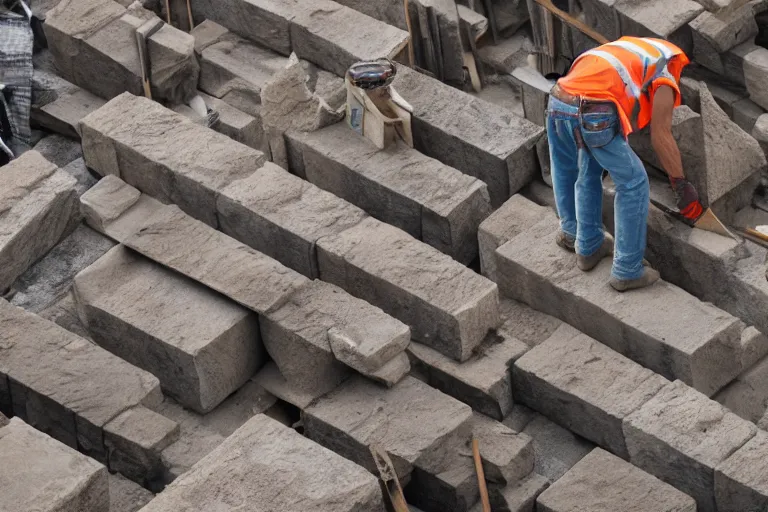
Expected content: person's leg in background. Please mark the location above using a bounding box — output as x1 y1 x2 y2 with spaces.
547 97 580 252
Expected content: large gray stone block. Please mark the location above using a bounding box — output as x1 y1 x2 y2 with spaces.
513 326 669 459
520 414 595 484
317 216 500 362
32 88 106 139
623 380 757 512
394 65 544 207
496 216 744 396
472 412 535 486
537 448 696 512
0 151 79 292
216 162 368 279
615 0 703 54
74 245 262 413
0 299 162 463
80 92 266 227
715 430 768 512
142 414 386 512
0 417 110 512
291 124 492 265
303 375 473 481
744 46 768 111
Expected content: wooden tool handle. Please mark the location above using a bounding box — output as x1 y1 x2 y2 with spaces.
745 228 768 243
472 439 491 512
533 0 610 45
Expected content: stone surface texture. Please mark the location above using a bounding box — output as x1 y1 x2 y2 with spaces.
715 430 768 512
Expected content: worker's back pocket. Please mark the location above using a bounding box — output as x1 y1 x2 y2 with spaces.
580 112 618 149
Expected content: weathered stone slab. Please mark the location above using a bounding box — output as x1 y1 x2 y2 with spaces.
74 245 262 413
623 379 757 512
33 87 107 139
217 162 368 279
537 448 696 512
144 414 385 511
0 417 110 512
80 93 266 227
0 299 162 462
318 216 500 362
615 0 703 54
123 205 310 314
304 375 473 480
394 64 544 207
0 151 79 292
496 216 744 396
472 413 535 485
513 326 669 459
715 430 768 512
291 123 492 265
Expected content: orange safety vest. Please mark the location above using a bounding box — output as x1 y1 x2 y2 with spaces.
557 36 690 136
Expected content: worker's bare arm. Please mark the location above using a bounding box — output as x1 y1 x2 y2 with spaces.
650 85 685 179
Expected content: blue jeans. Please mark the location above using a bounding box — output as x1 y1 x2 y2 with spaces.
546 96 649 281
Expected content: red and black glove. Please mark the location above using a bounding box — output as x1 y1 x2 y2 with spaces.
670 177 703 221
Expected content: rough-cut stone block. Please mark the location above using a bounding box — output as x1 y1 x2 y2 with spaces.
537 448 696 512
521 414 595 483
32 135 83 169
304 375 473 480
123 205 309 314
478 31 532 73
615 0 703 54
33 88 106 139
745 47 768 111
510 66 555 127
198 92 263 150
580 0 620 41
0 299 162 462
108 472 155 512
104 406 179 485
366 351 411 387
473 473 550 512
513 326 669 459
0 151 78 292
217 162 367 279
318 216 500 362
80 175 141 233
472 413 535 485
715 430 768 512
733 97 765 133
405 449 480 512
74 245 262 413
0 417 110 512
496 216 744 396
142 414 386 512
623 380 757 512
80 92 265 227
253 361 329 409
753 113 768 156
394 65 544 207
478 194 556 282
715 353 768 423
690 6 757 55
291 124 492 265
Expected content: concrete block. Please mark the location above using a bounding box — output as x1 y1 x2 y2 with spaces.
0 299 162 462
303 375 473 480
744 46 768 110
615 0 703 54
472 413 535 485
394 65 544 207
521 414 595 483
537 448 696 512
0 151 79 292
623 380 757 512
0 417 109 512
122 205 310 314
292 124 492 265
497 216 744 396
80 93 266 227
317 216 500 362
104 406 179 485
478 194 556 282
216 162 368 279
142 414 386 512
715 430 768 512
513 326 669 459
74 245 262 413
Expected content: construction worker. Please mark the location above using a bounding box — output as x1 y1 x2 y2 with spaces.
546 36 702 292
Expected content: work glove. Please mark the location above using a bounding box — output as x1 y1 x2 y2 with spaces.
670 177 703 221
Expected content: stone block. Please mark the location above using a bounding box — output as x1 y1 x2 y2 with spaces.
690 6 757 58
253 361 330 409
477 31 532 73
216 162 367 278
0 151 79 292
303 375 473 480
198 92 263 150
496 216 745 396
509 66 555 127
74 245 263 413
615 0 703 54
123 205 310 314
108 472 155 512
623 379 757 512
474 473 550 512
721 41 761 87
366 351 411 387
513 326 669 459
394 65 544 207
715 430 768 512
0 417 109 512
291 124 492 265
104 406 179 485
753 113 768 156
478 194 556 282
32 134 83 169
317 216 500 362
80 175 141 234
0 299 162 462
472 413 535 485
580 0 620 41
715 353 768 423
733 97 765 133
745 47 768 111
60 158 98 198
142 414 386 512
80 93 265 227
537 448 696 512
405 449 480 512
521 414 595 483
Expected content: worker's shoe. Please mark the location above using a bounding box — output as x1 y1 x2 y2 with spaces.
556 231 576 252
576 236 614 271
609 268 660 292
